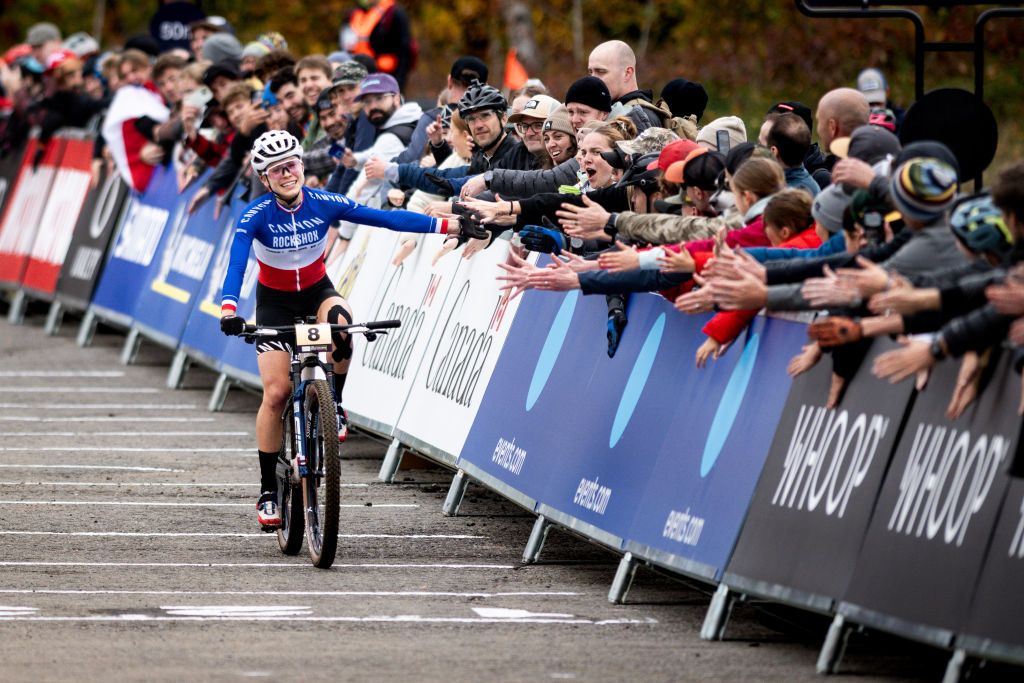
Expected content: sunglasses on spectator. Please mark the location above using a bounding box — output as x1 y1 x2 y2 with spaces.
514 121 545 135
266 160 302 179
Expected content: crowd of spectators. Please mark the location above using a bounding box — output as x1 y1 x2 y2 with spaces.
2 18 1023 416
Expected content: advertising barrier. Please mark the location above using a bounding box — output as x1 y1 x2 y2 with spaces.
394 238 531 466
0 137 59 287
20 135 94 297
54 160 130 311
958 478 1024 664
838 351 1019 648
0 142 28 211
88 164 181 327
130 170 225 350
722 338 916 611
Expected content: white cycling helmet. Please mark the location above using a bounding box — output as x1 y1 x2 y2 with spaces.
250 130 302 175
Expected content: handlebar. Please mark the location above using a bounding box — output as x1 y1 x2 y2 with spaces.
232 319 401 339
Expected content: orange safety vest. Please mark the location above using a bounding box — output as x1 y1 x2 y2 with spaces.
348 0 399 73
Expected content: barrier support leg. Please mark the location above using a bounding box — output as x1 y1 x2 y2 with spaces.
166 350 192 390
700 583 735 641
208 373 232 412
522 515 551 564
442 469 469 517
608 552 638 604
76 309 97 347
377 438 403 483
120 328 142 365
6 291 27 324
816 614 851 675
44 301 63 336
941 649 968 683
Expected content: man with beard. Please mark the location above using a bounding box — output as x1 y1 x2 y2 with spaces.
338 72 421 216
304 85 350 185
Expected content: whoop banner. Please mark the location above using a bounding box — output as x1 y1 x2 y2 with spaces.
839 352 1018 647
959 478 1024 664
0 137 61 287
723 338 916 610
395 239 533 465
55 161 130 310
21 135 95 297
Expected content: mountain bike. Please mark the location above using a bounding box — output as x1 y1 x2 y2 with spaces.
234 317 400 569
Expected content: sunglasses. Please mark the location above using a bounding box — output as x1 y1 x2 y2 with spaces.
266 160 302 179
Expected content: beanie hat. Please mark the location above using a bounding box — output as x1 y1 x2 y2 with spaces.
124 33 160 57
618 127 681 157
660 79 708 121
202 33 243 67
565 76 611 113
257 32 288 51
890 157 959 223
542 106 574 138
26 22 61 48
241 42 271 60
812 184 852 233
696 116 747 151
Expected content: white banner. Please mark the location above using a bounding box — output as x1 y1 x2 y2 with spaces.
394 239 534 461
342 232 459 434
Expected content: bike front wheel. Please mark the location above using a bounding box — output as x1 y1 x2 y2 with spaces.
301 379 340 568
276 405 304 555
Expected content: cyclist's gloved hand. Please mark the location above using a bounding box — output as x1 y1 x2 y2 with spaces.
456 211 489 241
519 224 567 255
220 315 246 336
425 172 455 198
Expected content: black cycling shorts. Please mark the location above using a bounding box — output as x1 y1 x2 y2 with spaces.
254 276 342 355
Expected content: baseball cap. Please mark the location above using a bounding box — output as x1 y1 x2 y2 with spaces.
857 68 888 105
202 61 241 87
617 128 681 157
26 22 61 48
647 139 699 173
450 56 488 85
508 94 561 123
63 32 99 58
767 101 813 132
355 73 400 101
314 87 335 113
829 125 901 164
333 61 369 87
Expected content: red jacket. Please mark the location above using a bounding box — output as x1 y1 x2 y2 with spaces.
702 227 823 344
685 214 770 255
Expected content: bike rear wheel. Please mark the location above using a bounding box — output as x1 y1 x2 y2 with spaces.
276 405 304 555
302 379 340 568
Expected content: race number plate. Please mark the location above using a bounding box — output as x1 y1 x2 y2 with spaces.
294 323 331 353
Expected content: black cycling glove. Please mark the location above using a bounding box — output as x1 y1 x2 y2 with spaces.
220 315 246 336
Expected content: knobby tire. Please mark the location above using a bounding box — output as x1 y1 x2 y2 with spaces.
302 379 340 568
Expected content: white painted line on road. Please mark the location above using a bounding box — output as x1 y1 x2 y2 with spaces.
0 387 159 393
164 605 312 617
0 417 217 423
0 465 184 473
0 431 249 437
0 615 656 625
0 500 418 509
0 607 38 617
0 561 513 569
0 447 251 453
0 589 576 598
0 403 198 410
0 371 124 377
0 482 368 488
0 531 484 539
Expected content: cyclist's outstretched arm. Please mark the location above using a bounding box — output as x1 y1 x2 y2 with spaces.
314 190 454 235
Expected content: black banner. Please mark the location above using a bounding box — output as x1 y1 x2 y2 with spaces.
723 338 916 612
839 351 1018 647
957 476 1024 663
54 162 129 310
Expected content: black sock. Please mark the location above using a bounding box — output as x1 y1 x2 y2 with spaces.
333 372 347 405
258 450 279 493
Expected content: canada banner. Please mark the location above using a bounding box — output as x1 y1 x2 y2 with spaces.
723 338 916 611
21 135 95 297
839 351 1019 647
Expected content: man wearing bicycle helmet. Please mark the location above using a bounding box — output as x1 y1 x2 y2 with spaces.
457 80 535 173
220 129 480 530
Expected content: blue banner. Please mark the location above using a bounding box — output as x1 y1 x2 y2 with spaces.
130 171 226 348
459 284 802 559
89 165 181 325
178 185 255 370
